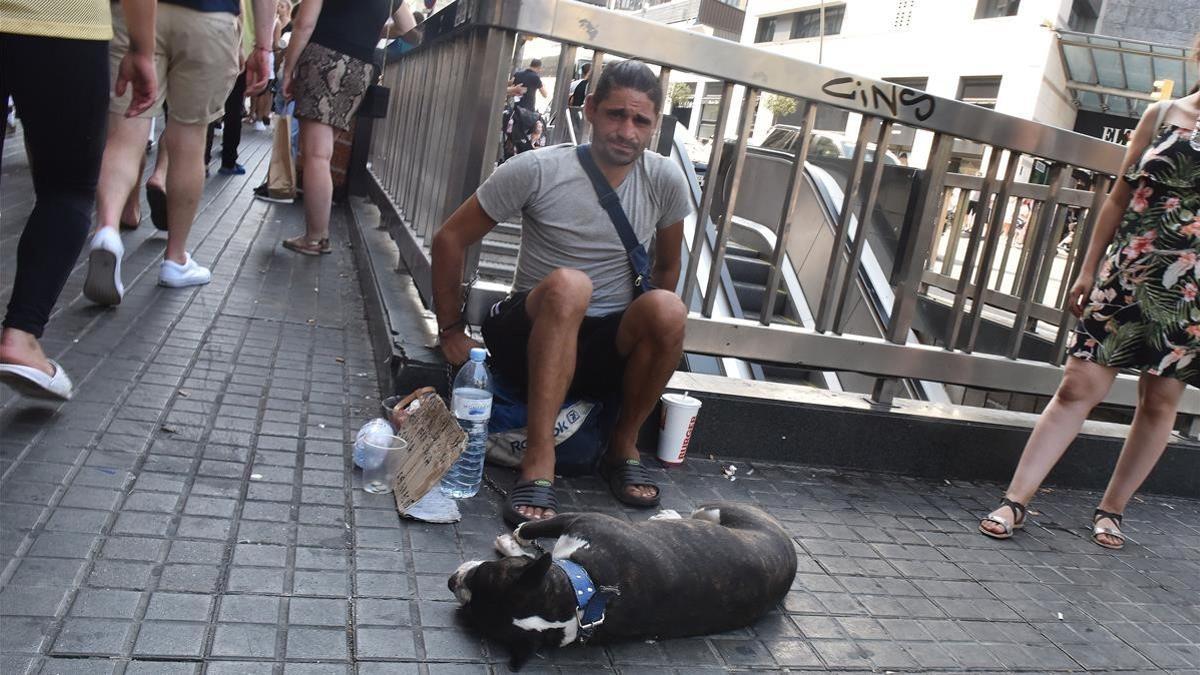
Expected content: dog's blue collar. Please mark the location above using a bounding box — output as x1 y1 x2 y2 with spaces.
553 558 615 638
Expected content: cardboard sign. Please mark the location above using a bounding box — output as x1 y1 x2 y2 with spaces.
387 388 467 511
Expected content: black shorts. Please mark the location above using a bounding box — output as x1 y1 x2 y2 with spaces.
481 292 627 399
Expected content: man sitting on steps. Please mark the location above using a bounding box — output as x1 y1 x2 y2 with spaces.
432 60 693 525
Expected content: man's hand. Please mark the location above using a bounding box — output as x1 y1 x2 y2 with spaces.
440 331 483 367
245 47 271 96
115 52 157 117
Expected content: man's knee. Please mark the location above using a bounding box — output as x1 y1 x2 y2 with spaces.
637 290 686 347
533 269 592 319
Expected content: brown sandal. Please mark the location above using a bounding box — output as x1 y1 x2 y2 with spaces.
282 236 331 256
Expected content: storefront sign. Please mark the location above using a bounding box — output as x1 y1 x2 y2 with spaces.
1073 109 1137 146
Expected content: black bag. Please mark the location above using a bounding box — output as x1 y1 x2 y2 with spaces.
500 104 545 162
575 144 655 296
358 83 390 119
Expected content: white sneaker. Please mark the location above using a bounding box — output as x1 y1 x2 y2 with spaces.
83 228 125 306
159 253 212 288
254 120 268 131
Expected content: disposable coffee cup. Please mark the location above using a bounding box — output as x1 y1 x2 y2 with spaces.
657 392 701 466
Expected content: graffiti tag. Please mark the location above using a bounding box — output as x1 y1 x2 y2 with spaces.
820 77 936 122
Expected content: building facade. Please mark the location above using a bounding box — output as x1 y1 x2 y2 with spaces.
666 0 1198 173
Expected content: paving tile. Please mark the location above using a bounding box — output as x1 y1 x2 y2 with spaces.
288 597 348 626
52 618 132 656
144 592 214 621
69 589 143 619
0 585 72 617
210 623 278 659
132 621 208 658
355 627 417 659
284 627 348 660
218 595 282 623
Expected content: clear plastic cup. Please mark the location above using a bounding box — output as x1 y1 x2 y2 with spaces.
361 434 409 494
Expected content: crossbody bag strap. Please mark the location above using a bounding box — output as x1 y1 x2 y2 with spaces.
575 144 653 293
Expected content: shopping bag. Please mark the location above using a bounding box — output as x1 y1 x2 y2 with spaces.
267 114 296 200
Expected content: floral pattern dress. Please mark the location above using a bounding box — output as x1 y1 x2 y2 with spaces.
1070 123 1200 387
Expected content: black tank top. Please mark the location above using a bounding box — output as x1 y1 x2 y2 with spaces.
309 0 392 63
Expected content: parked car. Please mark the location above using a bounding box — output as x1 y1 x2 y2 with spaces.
759 124 902 165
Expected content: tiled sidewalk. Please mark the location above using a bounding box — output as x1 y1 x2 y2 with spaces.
2 127 1200 674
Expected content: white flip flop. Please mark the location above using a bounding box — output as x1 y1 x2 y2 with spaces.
0 360 74 400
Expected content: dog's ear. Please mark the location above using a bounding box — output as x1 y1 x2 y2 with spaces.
516 552 552 589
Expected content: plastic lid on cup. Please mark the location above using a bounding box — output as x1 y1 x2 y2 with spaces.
469 347 487 362
662 392 701 408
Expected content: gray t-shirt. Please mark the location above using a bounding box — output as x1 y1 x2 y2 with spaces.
475 144 693 316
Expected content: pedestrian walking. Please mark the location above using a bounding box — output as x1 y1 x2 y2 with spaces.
83 0 276 306
0 0 157 399
280 0 415 256
980 40 1200 550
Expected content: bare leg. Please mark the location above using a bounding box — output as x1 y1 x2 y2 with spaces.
1092 374 1186 546
298 119 334 241
120 151 148 227
161 121 207 264
981 358 1117 536
147 138 168 191
608 289 687 501
95 114 153 232
516 269 593 520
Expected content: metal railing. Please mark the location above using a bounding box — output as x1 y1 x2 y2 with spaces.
364 0 1199 435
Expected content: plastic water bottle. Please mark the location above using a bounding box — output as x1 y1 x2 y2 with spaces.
441 348 492 498
354 418 395 469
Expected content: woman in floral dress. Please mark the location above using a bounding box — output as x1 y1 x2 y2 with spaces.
980 80 1200 550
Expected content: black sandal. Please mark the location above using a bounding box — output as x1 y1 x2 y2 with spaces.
503 479 559 527
1091 508 1125 550
979 497 1027 540
600 458 661 508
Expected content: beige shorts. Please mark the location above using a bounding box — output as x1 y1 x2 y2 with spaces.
109 2 241 125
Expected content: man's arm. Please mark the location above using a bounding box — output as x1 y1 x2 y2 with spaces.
245 0 278 95
115 0 157 117
652 221 684 292
431 196 499 365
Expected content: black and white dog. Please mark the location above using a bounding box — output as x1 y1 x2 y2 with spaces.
448 502 797 668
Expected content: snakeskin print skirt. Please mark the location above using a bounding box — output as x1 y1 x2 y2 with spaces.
292 42 372 131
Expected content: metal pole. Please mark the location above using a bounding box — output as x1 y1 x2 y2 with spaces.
1007 163 1068 359
761 101 817 325
680 81 734 308
702 87 759 317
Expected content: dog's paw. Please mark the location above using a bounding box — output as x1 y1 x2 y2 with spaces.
495 533 536 558
649 509 683 521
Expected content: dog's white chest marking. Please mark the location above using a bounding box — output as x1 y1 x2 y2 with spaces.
512 615 579 646
650 509 682 521
691 508 721 523
551 535 590 559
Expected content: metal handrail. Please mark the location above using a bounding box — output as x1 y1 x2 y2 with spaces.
364 0 1198 433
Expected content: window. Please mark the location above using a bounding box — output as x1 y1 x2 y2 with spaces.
974 0 1019 19
884 76 929 93
697 96 723 140
754 16 777 42
1068 0 1101 32
958 76 1002 109
789 5 845 39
